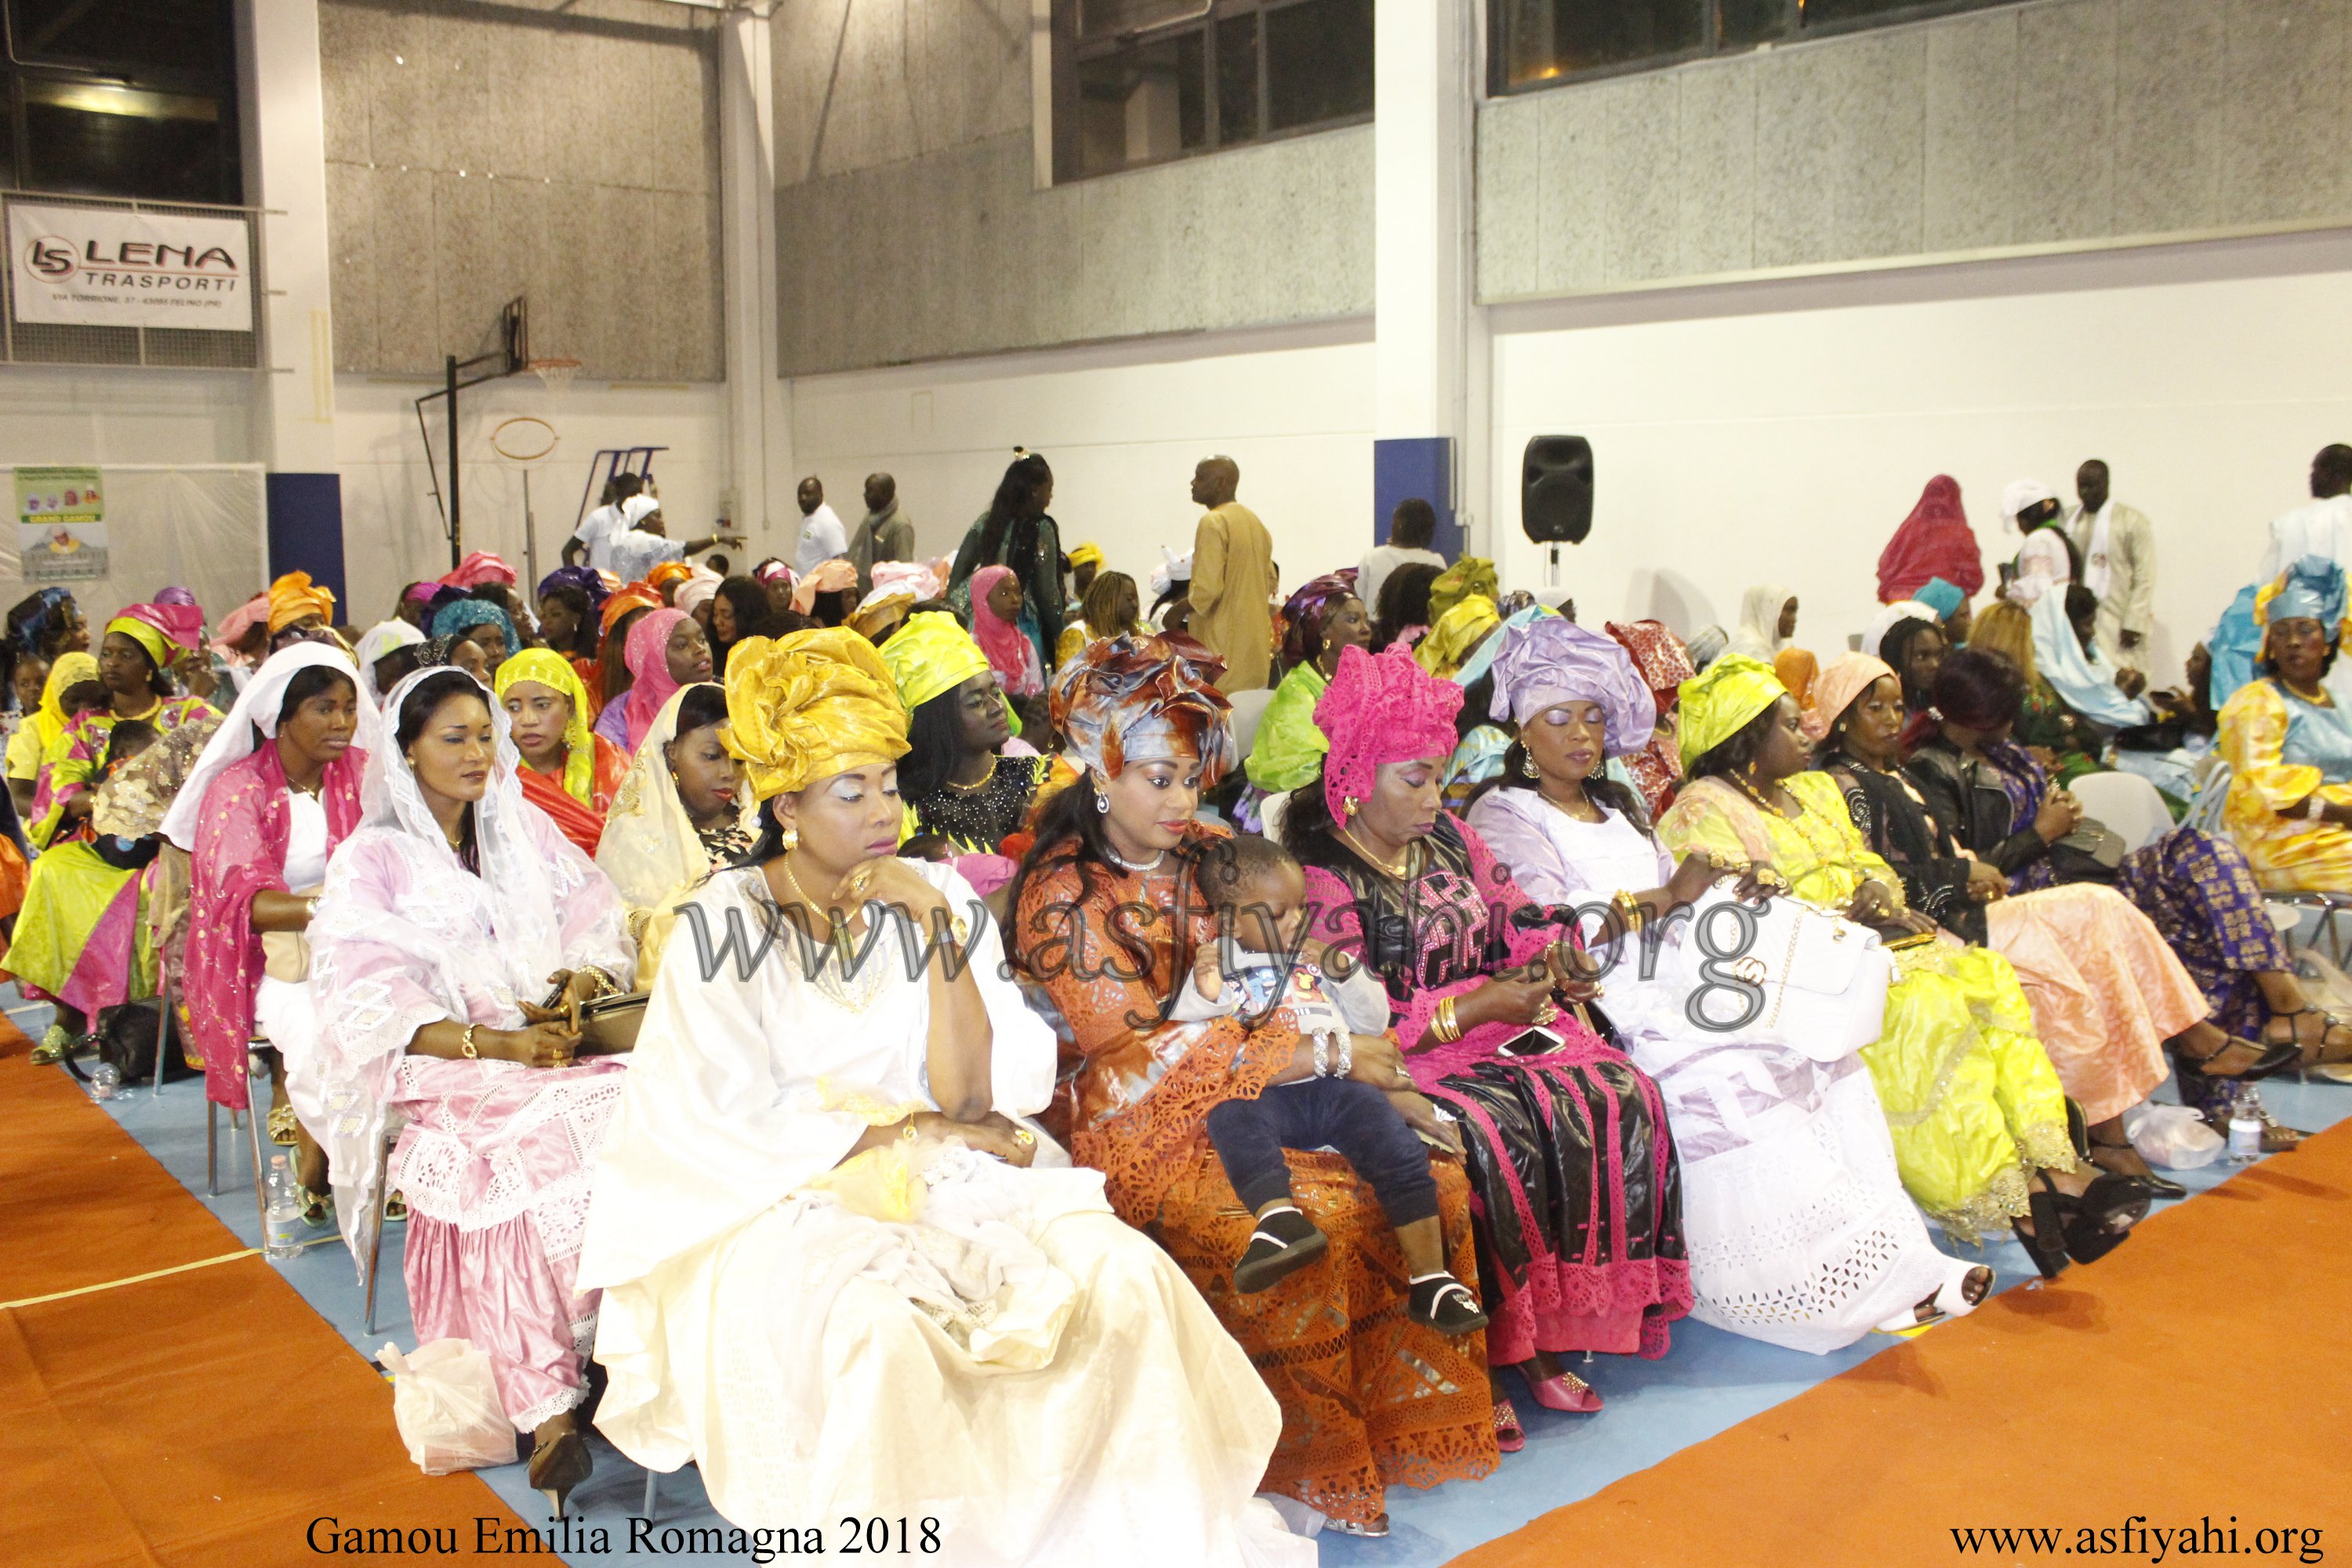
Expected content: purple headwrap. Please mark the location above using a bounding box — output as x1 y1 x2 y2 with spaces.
155 586 199 610
536 564 611 614
1279 572 1359 668
1488 615 1656 757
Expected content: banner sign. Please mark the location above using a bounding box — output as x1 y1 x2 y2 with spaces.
8 204 252 332
16 466 110 583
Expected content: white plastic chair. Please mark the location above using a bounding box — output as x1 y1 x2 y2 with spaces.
2069 770 2172 851
1225 687 1275 763
1259 789 1291 841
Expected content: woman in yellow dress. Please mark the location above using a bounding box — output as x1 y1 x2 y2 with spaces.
1657 655 2147 1279
2216 555 2352 892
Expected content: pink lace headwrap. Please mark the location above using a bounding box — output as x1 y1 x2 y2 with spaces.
1312 641 1463 819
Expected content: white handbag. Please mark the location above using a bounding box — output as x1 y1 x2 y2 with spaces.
1664 889 1893 1062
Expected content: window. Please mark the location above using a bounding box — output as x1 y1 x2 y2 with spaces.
1051 0 1374 183
1492 0 2013 93
1 0 243 202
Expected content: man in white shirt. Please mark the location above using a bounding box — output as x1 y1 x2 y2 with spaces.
566 472 644 572
1355 498 1448 617
2063 459 2157 669
793 475 847 575
2256 444 2352 583
607 497 743 586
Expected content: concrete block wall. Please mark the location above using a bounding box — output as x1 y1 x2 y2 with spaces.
318 0 725 380
1476 0 2352 302
770 0 1374 376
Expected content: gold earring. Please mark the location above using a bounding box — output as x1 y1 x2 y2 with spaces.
1519 753 1540 779
779 826 800 853
1341 795 1359 818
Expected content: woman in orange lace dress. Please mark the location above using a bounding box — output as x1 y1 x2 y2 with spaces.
1011 633 1496 1540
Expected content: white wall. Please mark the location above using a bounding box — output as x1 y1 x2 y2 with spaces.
788 323 1377 602
1490 229 2352 684
0 367 257 466
334 374 731 622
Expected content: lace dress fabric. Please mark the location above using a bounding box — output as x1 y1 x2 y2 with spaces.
1657 774 2073 1243
1014 843 1496 1530
1465 789 1963 1353
1294 815 1691 1364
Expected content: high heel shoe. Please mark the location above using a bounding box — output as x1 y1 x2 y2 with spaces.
1516 1361 1603 1414
2174 1031 2298 1082
528 1426 592 1518
2011 1179 2070 1281
2084 1131 2187 1200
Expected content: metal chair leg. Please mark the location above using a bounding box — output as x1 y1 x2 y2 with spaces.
206 1098 219 1196
244 1052 271 1240
151 974 172 1095
364 1135 391 1334
641 1467 659 1523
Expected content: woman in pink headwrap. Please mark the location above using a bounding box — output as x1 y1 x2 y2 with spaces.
1287 641 1690 1431
590 607 711 755
967 564 1044 699
1878 475 1986 604
1604 619 1696 817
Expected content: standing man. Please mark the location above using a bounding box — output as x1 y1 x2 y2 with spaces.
848 472 915 596
1356 498 1448 614
1185 456 1274 691
793 475 847 575
2257 444 2352 582
2065 459 2156 669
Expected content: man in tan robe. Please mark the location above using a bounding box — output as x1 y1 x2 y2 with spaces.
1186 456 1274 692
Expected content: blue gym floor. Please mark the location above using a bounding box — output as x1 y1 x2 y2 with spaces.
28 983 2347 1568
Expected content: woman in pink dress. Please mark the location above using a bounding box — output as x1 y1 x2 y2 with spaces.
310 666 637 1512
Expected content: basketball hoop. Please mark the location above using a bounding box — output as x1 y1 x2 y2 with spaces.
490 415 559 464
526 356 582 395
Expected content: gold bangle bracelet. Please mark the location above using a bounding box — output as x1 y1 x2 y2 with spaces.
459 1022 478 1059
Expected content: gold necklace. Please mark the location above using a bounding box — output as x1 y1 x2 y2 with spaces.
1337 824 1414 880
943 756 999 793
1730 769 1795 817
1538 782 1606 822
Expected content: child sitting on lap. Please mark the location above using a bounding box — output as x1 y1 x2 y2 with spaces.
1177 834 1487 1336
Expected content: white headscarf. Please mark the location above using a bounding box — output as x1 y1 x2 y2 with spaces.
620 495 661 528
158 641 380 853
351 619 426 706
674 568 722 616
1728 583 1796 660
2029 580 2151 730
310 665 630 1272
1861 599 1935 662
2002 477 2056 532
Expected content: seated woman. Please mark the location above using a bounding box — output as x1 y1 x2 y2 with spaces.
1968 599 2102 783
593 681 755 979
1412 592 1499 681
877 612 1044 852
579 630 1305 1561
1286 641 1689 1418
1443 605 1551 806
1914 649 2334 1138
1014 633 1494 1534
1878 615 1946 716
1726 583 1797 662
431 597 521 672
7 649 92 822
1052 568 1144 669
352 620 426 708
1657 655 2145 1279
310 667 636 1512
1605 620 1697 818
1246 574 1370 800
1812 653 2227 1195
169 644 372 1218
16 605 214 1062
534 567 606 699
1466 621 1986 1348
597 585 662 720
2218 554 2352 897
710 575 777 672
593 607 712 755
495 651 628 858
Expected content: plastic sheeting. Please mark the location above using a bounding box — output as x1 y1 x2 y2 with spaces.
0 463 267 630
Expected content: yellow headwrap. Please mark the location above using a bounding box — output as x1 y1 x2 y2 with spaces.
33 652 99 753
875 610 991 713
1415 593 1501 679
648 561 693 595
1428 557 1499 623
494 648 598 806
103 616 170 672
722 628 909 800
1068 542 1104 571
1677 652 1788 768
267 571 336 636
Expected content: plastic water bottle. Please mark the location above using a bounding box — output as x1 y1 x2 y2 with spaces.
263 1155 303 1261
87 1060 120 1102
2227 1085 2266 1165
